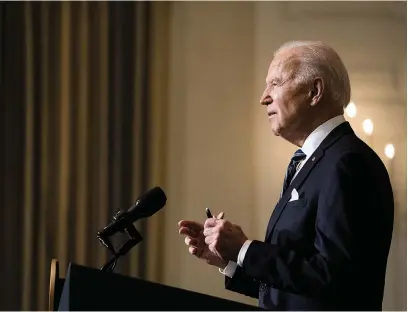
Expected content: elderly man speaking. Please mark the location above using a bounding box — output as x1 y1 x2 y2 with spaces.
178 41 394 311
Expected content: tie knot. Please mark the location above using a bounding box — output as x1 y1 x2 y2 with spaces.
292 149 306 162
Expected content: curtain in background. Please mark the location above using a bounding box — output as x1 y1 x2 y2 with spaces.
1 1 169 310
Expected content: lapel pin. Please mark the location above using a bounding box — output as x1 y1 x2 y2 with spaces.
312 156 316 161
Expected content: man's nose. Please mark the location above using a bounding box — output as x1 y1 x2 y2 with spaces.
260 89 272 106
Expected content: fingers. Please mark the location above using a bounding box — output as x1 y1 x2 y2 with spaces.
203 217 230 237
179 214 225 260
204 218 229 233
204 218 218 229
179 227 198 237
189 246 198 256
189 246 196 254
186 236 202 257
178 212 224 234
204 235 216 246
189 246 204 258
178 220 203 233
207 242 217 255
184 236 199 247
203 226 217 236
204 211 225 227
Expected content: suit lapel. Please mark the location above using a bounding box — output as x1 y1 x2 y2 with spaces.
264 122 354 241
264 149 323 241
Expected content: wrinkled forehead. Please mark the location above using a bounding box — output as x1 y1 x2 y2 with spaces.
267 50 301 80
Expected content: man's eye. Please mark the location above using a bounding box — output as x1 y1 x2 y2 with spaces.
265 82 278 88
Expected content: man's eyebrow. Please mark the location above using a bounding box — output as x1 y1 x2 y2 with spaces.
266 76 283 85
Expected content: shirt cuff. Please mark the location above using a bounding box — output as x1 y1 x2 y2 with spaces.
237 240 252 267
218 261 238 278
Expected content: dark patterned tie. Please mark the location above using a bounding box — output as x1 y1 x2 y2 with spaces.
281 149 306 196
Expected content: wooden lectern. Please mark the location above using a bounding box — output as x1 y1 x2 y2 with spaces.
48 259 261 311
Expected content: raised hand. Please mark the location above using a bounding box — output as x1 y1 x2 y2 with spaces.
203 218 248 262
178 212 227 269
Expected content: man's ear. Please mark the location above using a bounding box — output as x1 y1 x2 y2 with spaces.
309 77 324 107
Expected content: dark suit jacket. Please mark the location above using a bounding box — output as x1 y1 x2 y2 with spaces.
225 122 394 311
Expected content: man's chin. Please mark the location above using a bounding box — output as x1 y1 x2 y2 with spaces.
270 124 282 136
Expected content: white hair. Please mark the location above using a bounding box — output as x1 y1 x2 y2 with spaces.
275 40 351 108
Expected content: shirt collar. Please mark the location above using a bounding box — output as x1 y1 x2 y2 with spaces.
302 115 346 158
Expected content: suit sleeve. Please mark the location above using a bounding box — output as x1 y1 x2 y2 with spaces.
240 152 393 297
224 265 259 299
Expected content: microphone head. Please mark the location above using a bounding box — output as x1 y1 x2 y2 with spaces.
128 186 167 220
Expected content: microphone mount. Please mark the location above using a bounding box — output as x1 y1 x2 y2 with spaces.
97 209 143 273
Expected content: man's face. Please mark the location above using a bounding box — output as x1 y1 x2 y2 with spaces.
260 51 311 139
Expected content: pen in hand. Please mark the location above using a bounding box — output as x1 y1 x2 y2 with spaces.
196 208 224 258
206 207 224 219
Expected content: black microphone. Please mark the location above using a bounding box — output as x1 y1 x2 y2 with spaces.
97 186 167 239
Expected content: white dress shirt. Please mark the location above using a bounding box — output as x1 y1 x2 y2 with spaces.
219 115 347 278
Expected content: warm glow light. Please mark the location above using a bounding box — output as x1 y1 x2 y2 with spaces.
385 144 395 159
345 101 357 118
362 118 374 135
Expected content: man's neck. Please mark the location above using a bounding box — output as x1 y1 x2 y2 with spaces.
287 112 343 147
